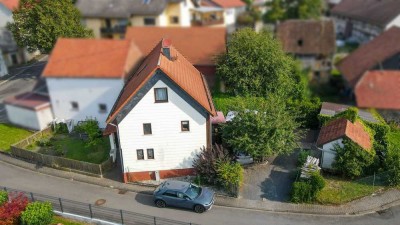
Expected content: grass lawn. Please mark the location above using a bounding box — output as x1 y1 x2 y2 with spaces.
0 123 33 151
316 175 385 205
52 216 89 225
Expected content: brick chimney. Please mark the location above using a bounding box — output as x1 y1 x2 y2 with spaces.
162 38 172 60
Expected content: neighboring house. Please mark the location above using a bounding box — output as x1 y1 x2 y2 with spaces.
104 39 216 182
42 38 143 128
337 27 400 89
331 0 400 43
0 49 7 76
252 0 269 14
319 102 378 123
355 71 400 122
0 0 16 27
317 118 372 169
201 0 246 33
276 20 335 82
4 92 53 130
76 0 195 39
125 27 226 88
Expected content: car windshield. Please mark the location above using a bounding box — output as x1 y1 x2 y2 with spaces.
185 184 201 199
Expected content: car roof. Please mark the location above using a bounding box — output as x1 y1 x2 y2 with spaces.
162 180 190 191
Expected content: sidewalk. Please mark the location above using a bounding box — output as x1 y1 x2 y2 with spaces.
1 152 400 216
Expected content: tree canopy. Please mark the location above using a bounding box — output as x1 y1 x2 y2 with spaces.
217 28 300 99
8 0 93 53
264 0 323 22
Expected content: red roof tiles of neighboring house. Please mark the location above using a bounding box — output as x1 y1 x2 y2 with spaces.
107 39 216 123
125 27 226 66
0 0 19 10
276 19 335 56
317 118 372 150
331 0 400 28
4 92 50 111
205 0 246 8
337 27 400 88
355 70 400 110
42 38 143 79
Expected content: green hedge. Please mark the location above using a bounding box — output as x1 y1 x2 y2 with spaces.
21 202 53 225
291 172 325 203
0 191 8 206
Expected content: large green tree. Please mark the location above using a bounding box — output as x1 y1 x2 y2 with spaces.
221 97 301 162
217 28 298 99
264 0 323 22
8 0 92 53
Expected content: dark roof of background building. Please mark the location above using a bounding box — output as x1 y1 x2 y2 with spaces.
276 20 335 56
355 70 400 110
320 102 378 123
331 0 400 27
337 27 400 88
4 92 50 111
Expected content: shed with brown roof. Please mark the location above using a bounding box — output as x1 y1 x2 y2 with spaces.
337 27 400 88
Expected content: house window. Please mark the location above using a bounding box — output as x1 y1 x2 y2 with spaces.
147 148 154 159
71 102 79 111
143 123 152 135
99 104 107 113
137 149 144 160
170 16 179 24
297 39 303 47
144 17 156 26
181 121 190 131
154 88 168 103
11 54 18 65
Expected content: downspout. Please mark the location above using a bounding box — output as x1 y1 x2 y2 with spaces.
109 122 125 182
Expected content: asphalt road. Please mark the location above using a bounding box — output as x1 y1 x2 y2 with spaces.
0 60 47 123
0 161 399 225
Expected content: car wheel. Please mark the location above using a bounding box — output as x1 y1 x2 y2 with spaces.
155 200 166 208
194 205 205 213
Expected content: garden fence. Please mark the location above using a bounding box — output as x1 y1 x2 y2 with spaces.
0 186 198 225
10 127 112 177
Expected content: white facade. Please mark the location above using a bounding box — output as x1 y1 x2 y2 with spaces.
118 79 207 174
321 138 344 169
5 105 54 130
0 49 7 76
0 4 12 27
46 78 124 128
224 6 246 33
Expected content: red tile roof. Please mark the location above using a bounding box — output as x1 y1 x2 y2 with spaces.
103 123 117 136
337 27 400 88
0 0 19 10
125 27 226 66
205 0 246 8
331 0 400 27
107 39 216 123
277 20 335 56
42 38 143 79
4 92 50 111
355 70 400 110
317 118 372 150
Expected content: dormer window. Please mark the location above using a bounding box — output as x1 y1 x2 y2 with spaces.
154 88 168 103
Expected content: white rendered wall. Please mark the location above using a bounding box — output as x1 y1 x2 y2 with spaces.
321 138 343 169
5 105 53 130
386 15 400 30
0 49 8 76
118 79 207 173
46 78 124 128
0 5 12 27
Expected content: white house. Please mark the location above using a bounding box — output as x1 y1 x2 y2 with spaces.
0 49 7 76
4 92 53 130
316 118 372 169
331 0 400 43
104 39 216 182
42 38 143 128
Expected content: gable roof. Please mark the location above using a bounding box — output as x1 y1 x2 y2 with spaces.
42 38 143 79
317 118 372 150
331 0 400 28
202 0 246 8
276 19 335 56
76 0 182 18
355 70 400 110
125 27 226 66
107 39 216 123
320 102 378 123
337 27 400 88
0 0 19 10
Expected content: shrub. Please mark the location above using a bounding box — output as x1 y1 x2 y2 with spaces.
291 172 325 203
0 192 29 225
290 98 321 129
36 138 51 147
309 172 325 193
216 161 243 195
74 119 102 147
192 145 231 185
0 191 8 206
297 149 311 167
51 123 68 134
21 202 53 225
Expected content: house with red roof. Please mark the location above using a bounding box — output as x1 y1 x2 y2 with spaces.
331 0 400 43
317 118 372 169
42 38 143 128
104 39 216 182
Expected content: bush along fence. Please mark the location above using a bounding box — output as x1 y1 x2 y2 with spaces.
10 127 113 177
1 186 198 225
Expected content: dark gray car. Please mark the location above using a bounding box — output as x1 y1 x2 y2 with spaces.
153 180 215 213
